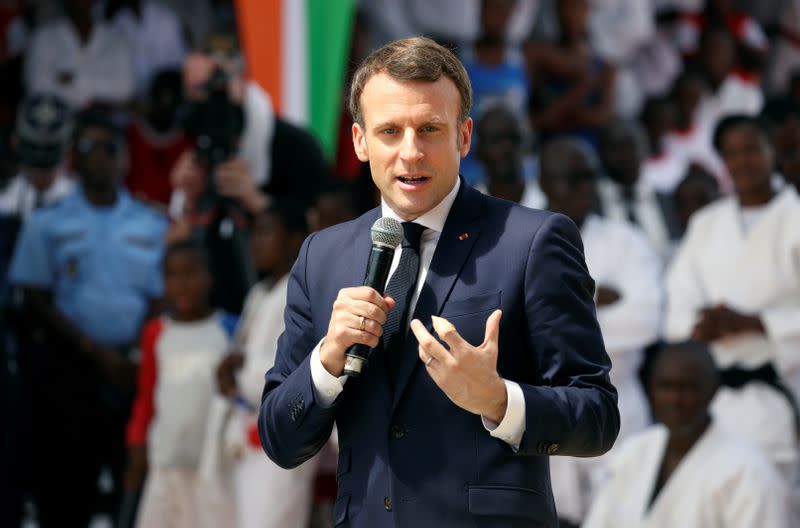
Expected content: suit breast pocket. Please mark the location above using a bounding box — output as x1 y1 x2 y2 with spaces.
438 291 501 346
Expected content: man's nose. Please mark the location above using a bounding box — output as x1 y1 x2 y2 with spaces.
399 129 424 162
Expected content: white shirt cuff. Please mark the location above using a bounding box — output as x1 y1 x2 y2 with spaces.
482 380 526 451
310 339 347 407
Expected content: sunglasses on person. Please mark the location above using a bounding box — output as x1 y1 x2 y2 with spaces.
76 137 119 157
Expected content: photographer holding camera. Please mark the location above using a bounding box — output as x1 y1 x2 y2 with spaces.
169 52 330 313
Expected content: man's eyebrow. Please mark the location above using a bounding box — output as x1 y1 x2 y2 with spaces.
371 121 398 131
371 118 448 131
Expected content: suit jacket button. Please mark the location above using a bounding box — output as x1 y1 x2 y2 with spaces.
391 424 406 439
547 443 560 455
384 496 393 511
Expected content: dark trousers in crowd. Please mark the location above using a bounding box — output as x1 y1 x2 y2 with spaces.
0 323 27 528
18 331 131 527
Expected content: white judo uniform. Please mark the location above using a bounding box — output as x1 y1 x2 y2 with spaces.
551 214 662 523
583 422 793 528
201 276 327 528
665 187 800 477
596 177 673 261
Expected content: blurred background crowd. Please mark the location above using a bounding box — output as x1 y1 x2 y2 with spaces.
0 0 799 526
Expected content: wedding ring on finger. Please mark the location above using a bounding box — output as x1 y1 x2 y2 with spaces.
359 316 366 331
425 356 434 367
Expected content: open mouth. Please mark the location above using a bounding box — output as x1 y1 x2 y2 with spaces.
397 175 429 185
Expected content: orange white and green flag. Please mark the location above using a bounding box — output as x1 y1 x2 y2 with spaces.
235 0 355 160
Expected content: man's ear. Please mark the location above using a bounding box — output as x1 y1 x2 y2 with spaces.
458 117 473 158
352 122 369 162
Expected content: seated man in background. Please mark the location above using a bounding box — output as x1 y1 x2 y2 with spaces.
583 341 792 528
665 114 800 480
596 119 673 260
473 103 544 209
537 137 662 526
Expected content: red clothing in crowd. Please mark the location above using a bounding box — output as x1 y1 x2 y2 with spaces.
125 120 190 206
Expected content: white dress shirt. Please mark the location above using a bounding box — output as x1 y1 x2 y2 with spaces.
24 18 135 109
112 1 187 96
358 0 540 51
595 176 673 261
309 178 526 449
0 171 74 219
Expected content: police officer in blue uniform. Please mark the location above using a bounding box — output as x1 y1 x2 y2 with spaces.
8 109 167 527
0 93 75 527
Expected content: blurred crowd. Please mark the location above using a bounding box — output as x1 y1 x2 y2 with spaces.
0 0 799 526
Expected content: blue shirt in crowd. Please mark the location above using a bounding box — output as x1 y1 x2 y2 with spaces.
461 45 530 185
8 187 167 347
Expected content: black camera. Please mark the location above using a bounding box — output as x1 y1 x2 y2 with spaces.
180 67 245 202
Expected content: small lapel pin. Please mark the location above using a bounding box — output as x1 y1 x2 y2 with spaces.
458 232 469 241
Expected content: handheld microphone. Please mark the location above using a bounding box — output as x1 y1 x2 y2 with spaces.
343 217 403 377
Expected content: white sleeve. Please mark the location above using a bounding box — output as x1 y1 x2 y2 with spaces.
160 9 188 67
581 469 617 528
310 340 347 407
762 235 800 378
590 0 654 62
719 457 793 528
665 220 707 342
24 29 60 97
481 380 526 451
84 29 136 105
762 299 800 376
596 227 663 354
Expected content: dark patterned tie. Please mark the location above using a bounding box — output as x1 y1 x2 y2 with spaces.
383 222 425 384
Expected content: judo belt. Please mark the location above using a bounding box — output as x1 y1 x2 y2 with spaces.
719 363 800 437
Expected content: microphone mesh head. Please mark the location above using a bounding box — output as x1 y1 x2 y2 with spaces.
371 217 403 247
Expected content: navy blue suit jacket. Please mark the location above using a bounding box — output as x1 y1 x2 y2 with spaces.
259 182 619 527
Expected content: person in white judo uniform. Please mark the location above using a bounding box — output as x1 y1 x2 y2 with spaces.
583 341 793 528
538 137 662 525
201 200 332 527
665 114 800 480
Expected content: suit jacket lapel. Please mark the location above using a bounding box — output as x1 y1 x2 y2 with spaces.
391 182 484 410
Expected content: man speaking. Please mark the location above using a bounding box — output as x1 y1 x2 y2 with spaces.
259 37 619 527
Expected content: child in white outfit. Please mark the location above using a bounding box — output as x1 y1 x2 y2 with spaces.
125 241 237 527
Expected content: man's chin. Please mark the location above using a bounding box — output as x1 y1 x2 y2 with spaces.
389 197 431 221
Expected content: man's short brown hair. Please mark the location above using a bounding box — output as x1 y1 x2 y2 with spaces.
349 37 473 127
